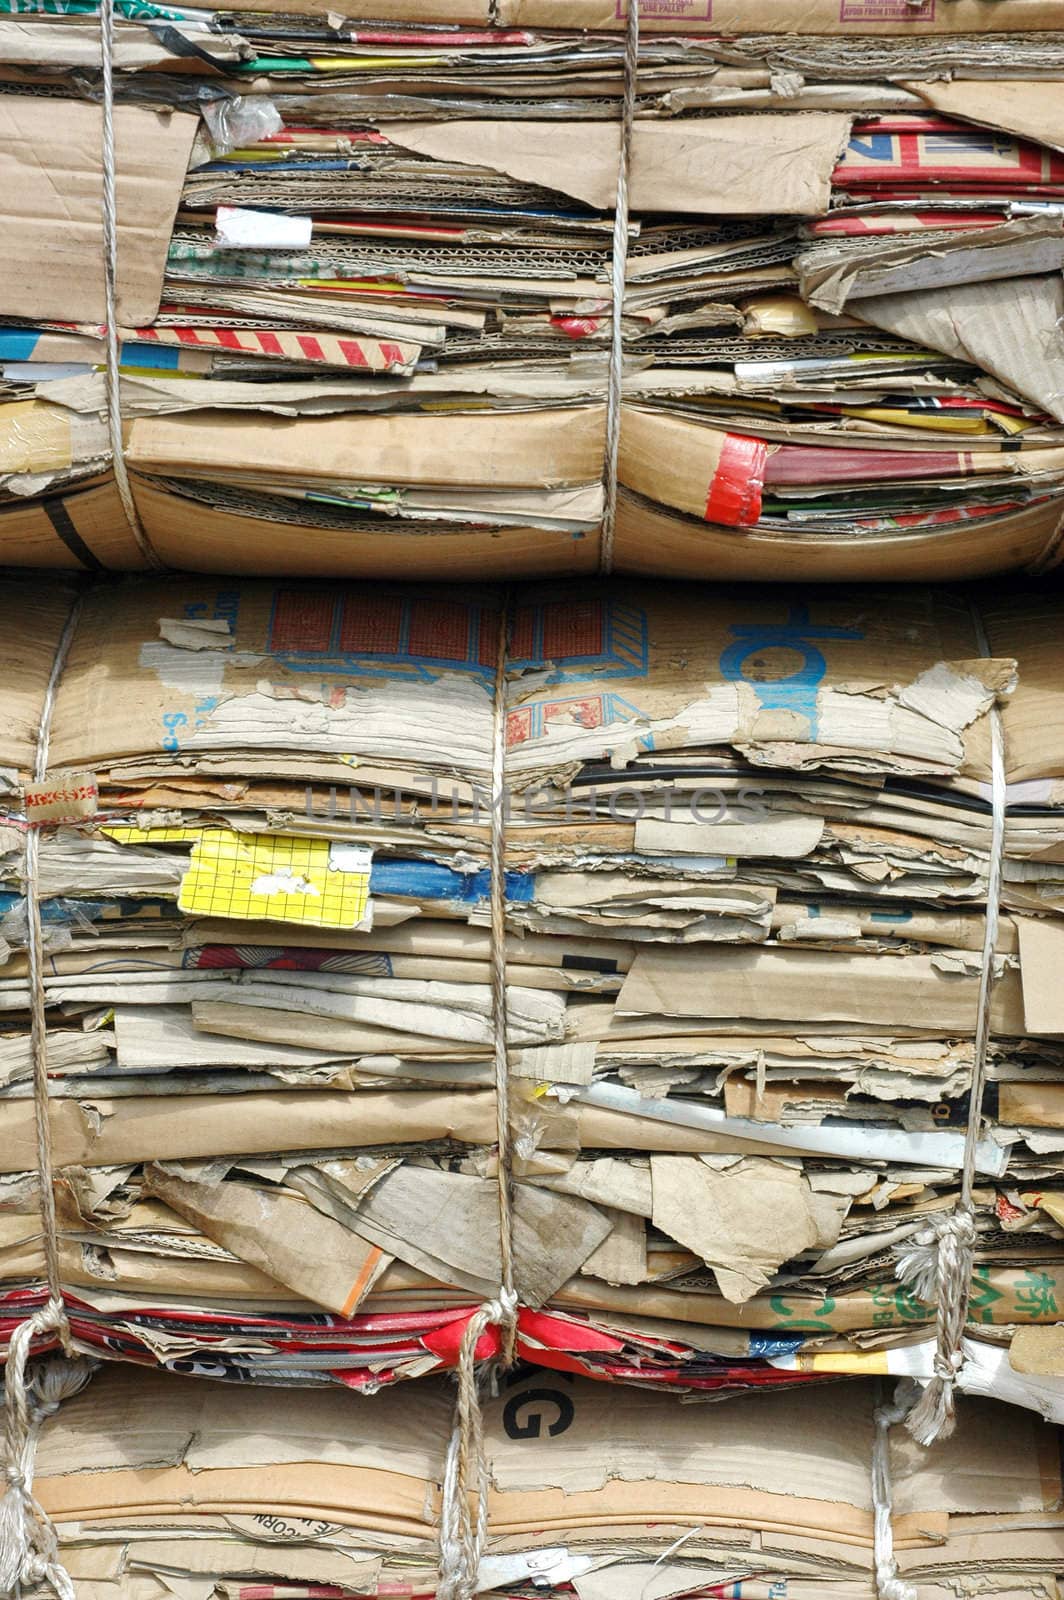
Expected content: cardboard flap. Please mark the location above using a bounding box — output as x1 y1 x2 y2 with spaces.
857 274 1064 423
385 115 851 217
903 79 1064 152
1018 917 1064 1036
0 96 197 324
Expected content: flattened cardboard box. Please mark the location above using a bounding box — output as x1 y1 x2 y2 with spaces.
207 0 1064 31
130 476 599 581
0 1088 499 1174
98 476 1064 585
0 97 197 325
37 576 510 782
33 1364 450 1482
504 580 1010 780
857 274 1064 423
0 477 148 571
5 578 1057 783
30 1367 1059 1548
503 0 1064 29
126 405 605 490
0 578 76 771
612 487 1064 587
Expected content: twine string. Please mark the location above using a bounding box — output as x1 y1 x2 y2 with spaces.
871 1380 919 1600
599 0 639 575
436 597 520 1600
0 592 88 1599
100 0 162 569
895 604 1007 1445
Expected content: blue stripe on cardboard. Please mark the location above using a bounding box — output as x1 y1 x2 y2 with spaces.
120 343 183 370
0 331 42 360
370 859 534 903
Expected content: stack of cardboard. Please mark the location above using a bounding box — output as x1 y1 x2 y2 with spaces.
1 2 1064 577
1 572 1063 1401
25 1361 1064 1600
3 13 1064 1593
0 572 523 1388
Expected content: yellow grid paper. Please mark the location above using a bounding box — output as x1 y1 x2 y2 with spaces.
177 829 371 930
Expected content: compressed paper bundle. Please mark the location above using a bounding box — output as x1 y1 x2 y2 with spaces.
2 3 1064 578
0 573 1063 1406
0 573 520 1387
22 1360 1064 1600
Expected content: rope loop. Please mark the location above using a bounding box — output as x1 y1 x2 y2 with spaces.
437 1292 520 1600
0 1328 88 1600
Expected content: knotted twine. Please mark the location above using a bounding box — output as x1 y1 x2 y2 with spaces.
893 604 1008 1446
100 0 163 570
0 1357 93 1600
598 0 639 576
0 592 88 1600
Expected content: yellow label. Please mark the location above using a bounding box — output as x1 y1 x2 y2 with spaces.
178 829 371 930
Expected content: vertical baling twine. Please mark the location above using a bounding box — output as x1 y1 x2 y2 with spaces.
436 600 518 1600
100 0 162 570
893 603 1008 1446
598 0 639 576
870 1380 920 1600
0 2 138 1566
0 595 88 1600
438 7 639 1584
0 8 159 1583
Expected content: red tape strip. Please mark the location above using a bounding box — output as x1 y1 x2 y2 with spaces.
704 433 767 527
